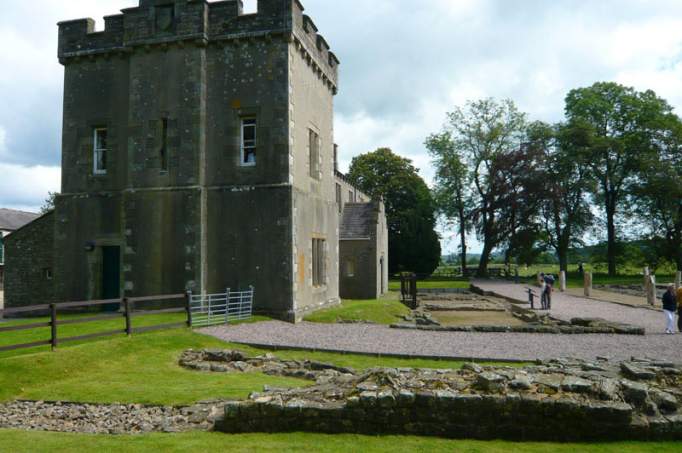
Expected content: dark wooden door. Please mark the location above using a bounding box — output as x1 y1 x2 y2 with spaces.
102 246 121 306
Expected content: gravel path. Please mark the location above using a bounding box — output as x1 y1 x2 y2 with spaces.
202 320 682 362
202 280 682 362
472 280 665 333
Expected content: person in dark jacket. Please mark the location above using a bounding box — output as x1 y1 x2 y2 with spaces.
662 284 677 334
677 285 682 333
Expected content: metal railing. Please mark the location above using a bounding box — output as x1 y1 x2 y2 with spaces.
189 287 254 328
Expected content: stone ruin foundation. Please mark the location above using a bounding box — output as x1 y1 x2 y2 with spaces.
181 349 682 441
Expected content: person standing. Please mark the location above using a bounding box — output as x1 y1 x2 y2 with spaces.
662 284 677 334
677 285 682 333
539 273 547 310
544 274 555 310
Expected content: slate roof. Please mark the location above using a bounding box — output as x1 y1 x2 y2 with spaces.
0 208 40 232
340 203 375 240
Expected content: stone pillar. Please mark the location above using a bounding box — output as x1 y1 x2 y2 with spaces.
676 271 681 291
646 275 657 306
560 271 566 292
643 267 650 289
537 273 543 287
584 272 592 297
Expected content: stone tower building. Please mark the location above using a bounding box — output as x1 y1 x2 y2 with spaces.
4 0 388 320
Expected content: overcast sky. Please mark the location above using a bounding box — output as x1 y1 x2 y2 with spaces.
2 0 682 252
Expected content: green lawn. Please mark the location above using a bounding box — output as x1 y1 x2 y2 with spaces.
0 318 669 451
0 319 521 406
388 280 471 290
0 430 678 453
303 294 410 324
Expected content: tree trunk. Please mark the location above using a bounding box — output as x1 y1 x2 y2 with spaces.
458 207 467 275
477 242 493 278
558 247 568 274
606 198 617 277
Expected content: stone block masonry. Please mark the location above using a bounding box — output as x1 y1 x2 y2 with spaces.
182 349 682 441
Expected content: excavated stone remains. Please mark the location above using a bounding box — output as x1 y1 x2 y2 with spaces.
184 349 682 441
394 290 644 335
0 400 224 434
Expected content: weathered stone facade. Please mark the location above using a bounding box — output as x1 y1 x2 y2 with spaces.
4 0 387 319
3 213 55 308
338 201 389 299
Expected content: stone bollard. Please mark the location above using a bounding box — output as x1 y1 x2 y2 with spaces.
676 271 681 291
643 267 650 289
646 275 657 306
560 271 566 292
584 272 592 297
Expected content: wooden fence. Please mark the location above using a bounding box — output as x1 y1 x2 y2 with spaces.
0 293 189 353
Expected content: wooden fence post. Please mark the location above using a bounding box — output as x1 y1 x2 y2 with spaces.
185 291 193 328
50 303 58 351
123 298 132 336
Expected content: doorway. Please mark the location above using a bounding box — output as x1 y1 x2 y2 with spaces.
102 246 121 309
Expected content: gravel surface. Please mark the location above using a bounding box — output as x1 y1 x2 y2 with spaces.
472 280 665 333
202 320 682 362
202 281 682 362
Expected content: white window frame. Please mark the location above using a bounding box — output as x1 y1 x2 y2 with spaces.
93 127 108 175
240 118 257 167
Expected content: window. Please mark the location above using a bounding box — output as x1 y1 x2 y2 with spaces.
309 129 320 179
241 118 257 166
345 260 355 278
336 183 342 213
0 234 4 265
312 238 326 287
349 190 354 203
160 118 169 172
93 128 108 175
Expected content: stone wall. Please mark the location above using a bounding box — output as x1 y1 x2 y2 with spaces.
182 349 682 441
4 213 55 307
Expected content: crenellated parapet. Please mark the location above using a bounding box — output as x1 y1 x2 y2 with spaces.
57 0 339 91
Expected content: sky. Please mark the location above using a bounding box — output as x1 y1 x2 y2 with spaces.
1 0 682 253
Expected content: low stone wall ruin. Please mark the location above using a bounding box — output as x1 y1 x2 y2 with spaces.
180 349 682 441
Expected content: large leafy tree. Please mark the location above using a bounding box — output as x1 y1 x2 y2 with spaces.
426 132 471 274
528 121 595 272
348 148 441 275
564 82 675 276
438 98 543 276
631 113 682 270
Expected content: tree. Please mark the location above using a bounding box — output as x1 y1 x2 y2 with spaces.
41 191 59 214
438 98 542 276
564 82 675 276
631 113 682 270
426 132 471 274
527 121 595 272
347 148 441 275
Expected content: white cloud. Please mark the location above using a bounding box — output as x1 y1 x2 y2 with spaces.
0 127 6 157
3 0 682 251
0 163 60 212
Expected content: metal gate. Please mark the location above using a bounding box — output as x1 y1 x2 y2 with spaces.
189 287 254 328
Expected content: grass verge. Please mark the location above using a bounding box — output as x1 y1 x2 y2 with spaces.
0 430 678 453
303 294 409 324
0 322 523 406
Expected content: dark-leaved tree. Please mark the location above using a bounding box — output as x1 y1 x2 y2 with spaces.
347 148 441 275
